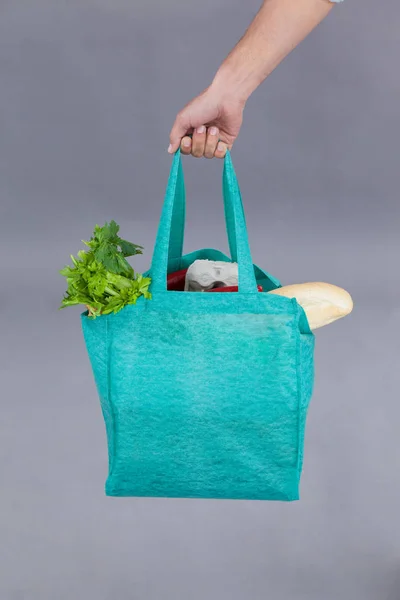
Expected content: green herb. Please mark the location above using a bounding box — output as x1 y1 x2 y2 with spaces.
60 221 151 318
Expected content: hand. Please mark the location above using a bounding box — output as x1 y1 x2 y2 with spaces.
167 0 334 158
168 83 245 159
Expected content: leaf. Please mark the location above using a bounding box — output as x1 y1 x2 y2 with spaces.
118 239 143 257
99 220 119 241
60 266 73 277
60 220 151 315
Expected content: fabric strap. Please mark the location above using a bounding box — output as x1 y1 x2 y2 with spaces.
150 149 258 294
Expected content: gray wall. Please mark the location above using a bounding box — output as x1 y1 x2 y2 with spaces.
1 2 399 599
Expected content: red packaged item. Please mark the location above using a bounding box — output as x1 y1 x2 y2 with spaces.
167 268 188 291
167 268 263 293
207 285 263 293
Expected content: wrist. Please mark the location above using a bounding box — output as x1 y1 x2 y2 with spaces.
211 63 256 108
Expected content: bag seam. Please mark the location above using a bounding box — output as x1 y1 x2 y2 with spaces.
292 298 303 479
105 316 116 479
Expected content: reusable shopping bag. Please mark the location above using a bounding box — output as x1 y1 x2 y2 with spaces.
82 150 315 501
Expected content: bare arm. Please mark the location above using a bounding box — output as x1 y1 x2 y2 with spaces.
213 0 333 103
168 0 336 158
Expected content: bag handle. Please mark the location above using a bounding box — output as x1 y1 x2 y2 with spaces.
166 155 240 272
150 149 258 294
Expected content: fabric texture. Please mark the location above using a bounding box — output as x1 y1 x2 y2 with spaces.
82 150 315 501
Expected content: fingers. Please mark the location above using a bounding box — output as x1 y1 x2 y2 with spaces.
180 136 192 155
173 126 228 158
204 126 219 158
214 140 227 159
168 111 191 154
191 126 207 157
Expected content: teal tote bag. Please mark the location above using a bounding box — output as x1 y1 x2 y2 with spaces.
82 150 315 501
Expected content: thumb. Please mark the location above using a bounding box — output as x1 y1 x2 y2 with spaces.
168 111 191 154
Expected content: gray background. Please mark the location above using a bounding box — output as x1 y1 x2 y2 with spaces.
1 1 399 599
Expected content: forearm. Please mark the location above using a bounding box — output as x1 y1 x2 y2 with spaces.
212 0 334 104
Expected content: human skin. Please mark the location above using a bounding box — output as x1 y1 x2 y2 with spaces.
168 0 335 158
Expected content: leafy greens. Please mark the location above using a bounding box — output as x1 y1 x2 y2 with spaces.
60 220 151 318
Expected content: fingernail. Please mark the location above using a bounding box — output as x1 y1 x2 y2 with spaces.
217 142 225 152
210 127 218 136
183 138 191 148
196 125 205 134
168 144 173 153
